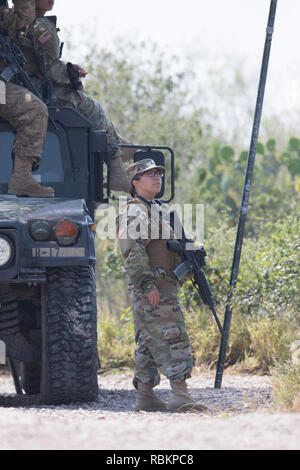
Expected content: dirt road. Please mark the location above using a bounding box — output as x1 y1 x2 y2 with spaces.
0 369 299 450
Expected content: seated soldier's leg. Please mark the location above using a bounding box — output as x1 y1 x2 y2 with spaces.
75 91 133 192
106 119 137 163
54 85 109 129
0 82 54 197
54 86 135 192
75 94 136 163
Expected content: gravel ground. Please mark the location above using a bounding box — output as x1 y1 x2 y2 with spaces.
0 369 299 450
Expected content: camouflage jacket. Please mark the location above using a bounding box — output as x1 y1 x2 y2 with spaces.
0 0 35 73
19 15 71 86
0 0 35 32
117 197 182 294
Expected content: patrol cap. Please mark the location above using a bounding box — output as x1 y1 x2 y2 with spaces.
126 158 165 183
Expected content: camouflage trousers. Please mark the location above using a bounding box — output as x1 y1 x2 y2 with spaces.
128 280 193 388
0 81 48 165
38 81 120 143
30 77 133 160
54 85 111 132
53 85 132 160
29 76 112 132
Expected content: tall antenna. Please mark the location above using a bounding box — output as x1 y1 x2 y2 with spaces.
214 0 278 389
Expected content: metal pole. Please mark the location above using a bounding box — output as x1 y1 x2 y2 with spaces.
214 0 278 389
7 358 23 395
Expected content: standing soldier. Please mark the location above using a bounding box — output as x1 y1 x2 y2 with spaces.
117 158 208 412
18 0 137 193
0 0 54 197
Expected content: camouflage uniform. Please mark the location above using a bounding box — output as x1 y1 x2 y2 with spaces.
20 14 110 131
18 12 133 192
117 159 193 388
0 0 48 168
0 0 34 35
20 14 129 144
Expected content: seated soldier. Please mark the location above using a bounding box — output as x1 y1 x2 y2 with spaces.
18 0 137 193
0 0 54 197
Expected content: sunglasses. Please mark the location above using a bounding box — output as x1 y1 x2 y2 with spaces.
136 170 164 179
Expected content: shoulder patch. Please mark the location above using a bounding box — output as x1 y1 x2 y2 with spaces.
38 30 53 44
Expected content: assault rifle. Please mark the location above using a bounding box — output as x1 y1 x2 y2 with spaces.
0 30 41 97
0 1 53 102
0 29 56 124
167 227 223 335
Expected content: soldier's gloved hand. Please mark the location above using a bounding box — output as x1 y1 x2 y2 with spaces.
147 288 160 307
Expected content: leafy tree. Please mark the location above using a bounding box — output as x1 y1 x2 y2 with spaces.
72 36 300 373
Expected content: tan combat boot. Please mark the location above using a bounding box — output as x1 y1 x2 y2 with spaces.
8 156 54 198
135 382 167 412
167 380 208 412
110 154 131 193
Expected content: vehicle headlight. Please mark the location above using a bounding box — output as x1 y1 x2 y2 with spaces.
55 220 79 246
30 220 51 241
0 236 12 267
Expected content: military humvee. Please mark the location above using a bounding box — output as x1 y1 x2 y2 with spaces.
0 105 174 405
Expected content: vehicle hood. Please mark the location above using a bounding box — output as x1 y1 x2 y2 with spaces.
0 196 89 223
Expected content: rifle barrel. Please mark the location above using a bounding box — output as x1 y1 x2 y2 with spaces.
211 305 223 335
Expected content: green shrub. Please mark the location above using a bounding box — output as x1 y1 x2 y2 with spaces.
248 318 292 372
98 306 135 369
96 209 299 373
271 360 300 411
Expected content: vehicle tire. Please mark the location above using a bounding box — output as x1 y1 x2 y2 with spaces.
41 265 99 405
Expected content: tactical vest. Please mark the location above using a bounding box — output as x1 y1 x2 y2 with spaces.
18 16 60 78
18 41 42 77
146 239 182 271
128 198 182 271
